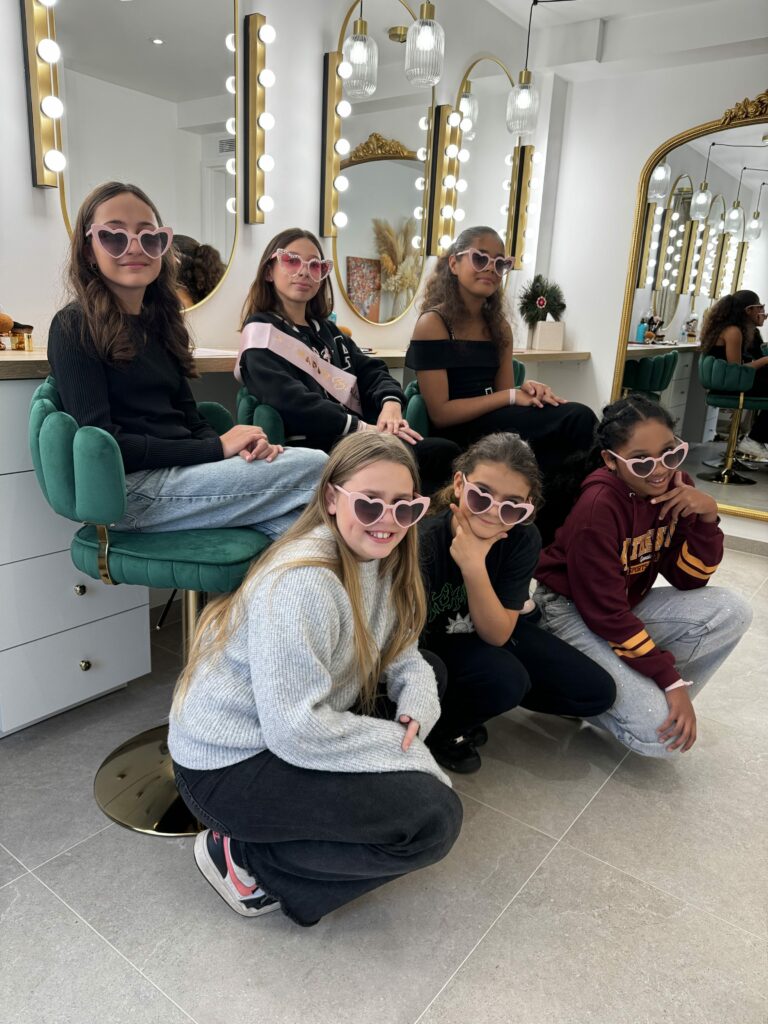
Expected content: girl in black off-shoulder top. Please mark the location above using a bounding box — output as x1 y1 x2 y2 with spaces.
405 226 597 541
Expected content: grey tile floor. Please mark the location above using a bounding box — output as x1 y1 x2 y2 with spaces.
2 549 767 1024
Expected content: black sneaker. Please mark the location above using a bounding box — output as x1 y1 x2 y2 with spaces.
429 735 482 774
194 830 280 918
469 725 489 748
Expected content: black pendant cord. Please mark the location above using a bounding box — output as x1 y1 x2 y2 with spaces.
524 0 578 71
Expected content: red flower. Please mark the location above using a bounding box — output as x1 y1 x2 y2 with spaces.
536 296 547 309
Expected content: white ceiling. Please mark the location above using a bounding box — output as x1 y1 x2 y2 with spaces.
688 125 768 187
491 0 723 27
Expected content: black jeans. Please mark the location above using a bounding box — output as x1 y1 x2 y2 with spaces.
428 619 616 742
173 652 462 926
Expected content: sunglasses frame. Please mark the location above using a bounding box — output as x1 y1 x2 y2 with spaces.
461 474 534 527
271 248 334 283
86 224 174 260
333 485 430 529
455 247 515 277
606 439 689 479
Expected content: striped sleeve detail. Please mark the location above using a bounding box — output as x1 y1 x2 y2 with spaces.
676 540 719 581
609 628 657 660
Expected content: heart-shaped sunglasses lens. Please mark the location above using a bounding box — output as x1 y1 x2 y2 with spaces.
465 488 493 515
139 229 172 258
352 495 385 525
94 228 130 258
662 445 687 469
498 504 533 526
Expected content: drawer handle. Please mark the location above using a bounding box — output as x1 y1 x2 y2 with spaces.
79 659 92 672
73 584 87 596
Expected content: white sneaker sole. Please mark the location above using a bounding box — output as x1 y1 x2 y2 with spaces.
193 831 279 918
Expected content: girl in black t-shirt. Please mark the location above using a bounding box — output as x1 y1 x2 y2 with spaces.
419 432 615 773
238 227 459 493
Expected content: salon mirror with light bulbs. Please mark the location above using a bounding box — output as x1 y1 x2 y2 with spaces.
613 96 768 524
21 0 239 311
322 0 439 325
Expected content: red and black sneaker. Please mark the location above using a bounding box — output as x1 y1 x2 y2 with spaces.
193 830 279 918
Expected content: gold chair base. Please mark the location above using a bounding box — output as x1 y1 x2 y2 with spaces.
697 468 756 485
93 724 200 836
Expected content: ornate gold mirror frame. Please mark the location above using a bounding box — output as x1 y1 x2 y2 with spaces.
612 88 768 523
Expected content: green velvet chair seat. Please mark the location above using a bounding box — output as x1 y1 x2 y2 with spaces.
72 525 269 592
705 393 768 412
622 351 679 400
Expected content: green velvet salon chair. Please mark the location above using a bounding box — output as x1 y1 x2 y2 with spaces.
28 377 270 836
621 351 679 401
403 358 527 438
696 356 768 485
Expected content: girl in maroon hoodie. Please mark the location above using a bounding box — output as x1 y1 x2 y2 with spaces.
535 395 751 757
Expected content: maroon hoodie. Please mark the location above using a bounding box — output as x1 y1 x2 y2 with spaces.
536 468 723 689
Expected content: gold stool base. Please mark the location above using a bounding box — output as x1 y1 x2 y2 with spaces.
93 724 200 836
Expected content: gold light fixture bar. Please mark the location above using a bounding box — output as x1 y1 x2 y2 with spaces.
692 224 711 298
634 202 657 289
732 240 749 290
507 143 534 270
244 13 274 223
652 210 672 291
320 51 343 237
711 233 730 297
425 104 452 256
676 219 696 294
20 0 63 188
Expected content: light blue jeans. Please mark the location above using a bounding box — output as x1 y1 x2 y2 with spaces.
114 447 328 540
535 584 752 758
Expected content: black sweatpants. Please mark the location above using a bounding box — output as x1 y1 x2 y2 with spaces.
428 620 616 742
173 651 462 926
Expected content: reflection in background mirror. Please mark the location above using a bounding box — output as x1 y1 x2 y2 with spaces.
333 2 431 325
56 0 237 309
620 120 768 518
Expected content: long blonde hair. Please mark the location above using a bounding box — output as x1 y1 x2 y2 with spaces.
172 433 427 713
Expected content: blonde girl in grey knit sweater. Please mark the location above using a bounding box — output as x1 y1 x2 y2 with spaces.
169 432 462 926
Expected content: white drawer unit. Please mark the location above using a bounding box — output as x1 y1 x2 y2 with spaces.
0 606 151 735
1 376 150 735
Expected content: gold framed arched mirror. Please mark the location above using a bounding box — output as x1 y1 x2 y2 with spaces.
613 90 768 524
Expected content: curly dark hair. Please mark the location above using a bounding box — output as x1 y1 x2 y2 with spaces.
430 432 542 522
174 235 226 305
419 226 512 348
700 289 761 360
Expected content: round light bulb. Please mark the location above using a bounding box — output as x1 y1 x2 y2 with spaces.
226 117 236 135
258 112 275 130
504 153 513 166
673 254 681 263
226 158 236 175
337 60 353 79
226 76 236 95
414 207 424 220
336 99 351 118
40 95 64 119
652 224 661 233
454 209 466 222
666 246 674 255
333 211 348 228
650 242 659 251
648 259 657 267
258 24 276 44
258 195 274 212
43 149 66 172
669 228 677 237
672 269 679 277
457 148 470 163
225 33 236 52
259 69 276 88
661 278 670 287
258 154 275 172
455 179 467 193
38 0 58 7
500 204 509 215
334 174 349 192
439 234 453 249
441 204 454 218
664 262 672 270
653 167 666 181
335 138 350 155
417 146 428 161
532 152 544 165
226 197 237 214
445 143 459 159
415 177 425 191
37 38 61 64
646 276 654 286
443 174 456 188
521 253 532 265
418 116 429 131
447 111 461 127
503 179 511 191
671 212 680 221
412 235 422 249
460 117 473 133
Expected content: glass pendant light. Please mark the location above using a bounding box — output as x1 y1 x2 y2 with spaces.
405 2 444 87
342 5 378 98
690 183 712 222
647 162 672 202
506 69 538 137
458 82 479 141
744 213 762 242
726 201 745 239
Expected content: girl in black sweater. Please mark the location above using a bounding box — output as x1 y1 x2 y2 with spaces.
238 228 459 493
47 182 325 536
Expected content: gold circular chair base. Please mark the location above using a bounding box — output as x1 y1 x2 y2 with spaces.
94 724 201 836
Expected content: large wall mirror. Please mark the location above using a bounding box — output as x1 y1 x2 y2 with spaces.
54 0 238 310
614 93 768 524
325 0 434 325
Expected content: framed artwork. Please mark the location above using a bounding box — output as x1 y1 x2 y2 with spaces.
346 257 381 322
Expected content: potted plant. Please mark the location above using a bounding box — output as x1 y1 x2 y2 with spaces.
518 274 566 350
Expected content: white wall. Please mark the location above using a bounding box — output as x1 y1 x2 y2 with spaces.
546 53 768 411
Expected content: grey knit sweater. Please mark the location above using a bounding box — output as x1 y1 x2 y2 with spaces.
168 527 449 786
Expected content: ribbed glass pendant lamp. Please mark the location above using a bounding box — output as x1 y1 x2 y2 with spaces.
647 162 672 202
405 2 444 87
744 213 762 242
506 0 575 137
342 6 378 98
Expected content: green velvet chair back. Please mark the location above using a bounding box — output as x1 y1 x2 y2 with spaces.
621 351 679 400
236 387 286 445
698 355 755 394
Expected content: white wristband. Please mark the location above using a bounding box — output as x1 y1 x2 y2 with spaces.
509 388 516 406
666 679 693 692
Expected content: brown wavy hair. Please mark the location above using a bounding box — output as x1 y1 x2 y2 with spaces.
173 432 426 714
174 234 226 305
700 290 761 359
419 226 512 348
430 432 542 522
240 227 333 328
66 181 196 376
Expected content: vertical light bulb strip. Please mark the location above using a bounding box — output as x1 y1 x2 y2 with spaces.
634 203 658 289
692 223 711 298
732 239 749 291
320 51 344 236
245 14 275 223
507 143 534 269
652 210 672 291
425 105 451 255
21 0 63 187
711 232 730 299
676 218 697 294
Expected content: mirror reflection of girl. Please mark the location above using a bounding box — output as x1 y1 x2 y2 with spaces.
47 183 326 537
169 433 462 925
535 395 752 757
238 228 460 493
419 433 615 774
700 289 768 460
174 234 226 309
406 225 597 540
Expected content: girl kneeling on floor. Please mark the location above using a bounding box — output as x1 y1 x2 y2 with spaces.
419 433 616 774
535 395 752 757
169 432 462 926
